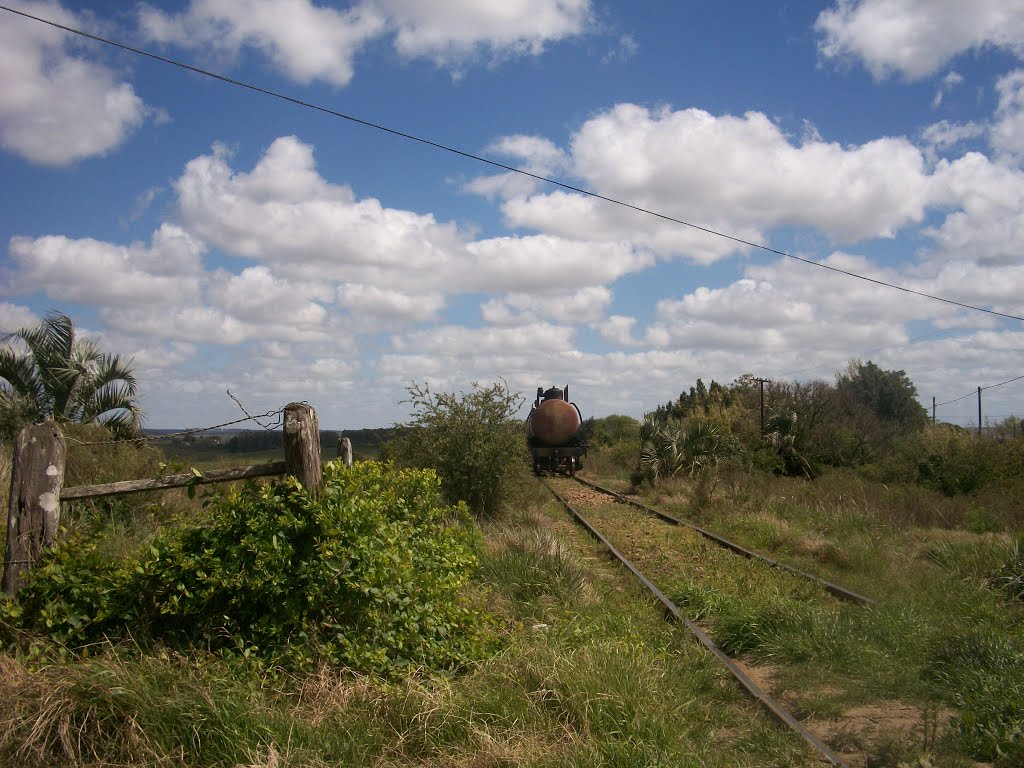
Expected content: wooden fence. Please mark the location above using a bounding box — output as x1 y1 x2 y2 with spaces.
3 402 353 596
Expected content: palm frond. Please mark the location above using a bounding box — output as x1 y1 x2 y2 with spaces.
90 353 138 392
96 406 145 440
79 379 138 419
1 311 144 437
1 312 74 369
0 346 48 410
637 416 732 484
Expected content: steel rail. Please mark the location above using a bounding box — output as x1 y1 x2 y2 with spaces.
543 480 850 768
573 476 873 606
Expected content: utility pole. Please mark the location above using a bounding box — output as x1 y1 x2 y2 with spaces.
932 396 936 425
754 378 769 434
977 386 983 437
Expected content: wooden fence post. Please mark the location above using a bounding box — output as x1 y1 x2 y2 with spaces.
283 403 322 496
337 436 352 467
3 420 66 596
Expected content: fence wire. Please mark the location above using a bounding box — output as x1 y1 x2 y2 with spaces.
65 399 288 447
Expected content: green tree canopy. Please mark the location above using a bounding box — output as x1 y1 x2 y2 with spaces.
836 359 927 431
581 414 640 447
0 311 142 441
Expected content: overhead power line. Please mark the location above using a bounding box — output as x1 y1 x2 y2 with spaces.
935 374 1024 408
934 391 976 408
4 4 1024 323
982 374 1024 392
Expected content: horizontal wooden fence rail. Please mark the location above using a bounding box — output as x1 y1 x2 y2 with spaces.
60 461 288 501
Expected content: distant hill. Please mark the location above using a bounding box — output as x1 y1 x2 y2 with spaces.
225 426 410 459
146 426 408 461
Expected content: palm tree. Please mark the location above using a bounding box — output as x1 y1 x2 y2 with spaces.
637 416 730 484
0 311 142 441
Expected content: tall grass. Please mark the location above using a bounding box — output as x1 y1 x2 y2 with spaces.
596 457 1024 764
0 650 374 768
480 526 592 614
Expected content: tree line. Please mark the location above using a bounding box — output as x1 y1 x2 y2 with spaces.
636 360 1022 495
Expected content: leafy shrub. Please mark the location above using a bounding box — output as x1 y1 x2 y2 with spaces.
865 425 1018 497
991 434 1024 481
3 462 487 675
584 440 638 482
389 381 530 517
914 428 995 496
762 410 815 478
580 414 640 448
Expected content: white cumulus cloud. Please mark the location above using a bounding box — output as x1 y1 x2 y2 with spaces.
816 0 1024 80
139 0 591 84
480 286 612 325
7 224 204 306
337 284 445 323
376 0 592 65
0 302 40 332
465 236 650 292
921 120 986 154
475 104 931 264
140 0 386 86
926 152 1024 265
174 136 468 284
992 69 1024 161
174 136 653 294
0 1 150 165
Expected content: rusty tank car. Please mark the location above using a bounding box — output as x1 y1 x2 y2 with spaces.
527 385 586 476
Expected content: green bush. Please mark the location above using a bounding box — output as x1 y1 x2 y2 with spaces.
916 428 995 496
389 381 530 517
3 462 487 675
580 414 640 448
875 426 1024 497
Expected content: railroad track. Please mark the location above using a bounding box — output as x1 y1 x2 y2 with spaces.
573 475 873 606
542 476 856 768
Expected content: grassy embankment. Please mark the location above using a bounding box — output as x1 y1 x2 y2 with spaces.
1 436 1022 766
579 444 1024 767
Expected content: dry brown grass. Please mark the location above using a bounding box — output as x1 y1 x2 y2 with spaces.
292 666 377 728
0 654 172 768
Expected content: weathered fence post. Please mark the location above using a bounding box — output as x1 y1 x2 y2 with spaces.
337 436 352 467
283 402 322 496
3 420 66 596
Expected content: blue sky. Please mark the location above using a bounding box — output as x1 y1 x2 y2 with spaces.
1 0 1023 429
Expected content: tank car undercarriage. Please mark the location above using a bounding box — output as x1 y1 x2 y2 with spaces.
529 443 585 476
